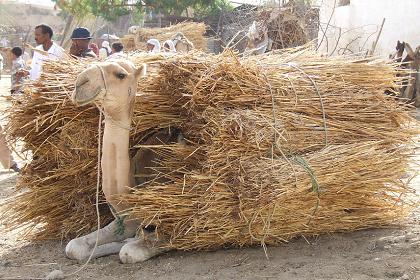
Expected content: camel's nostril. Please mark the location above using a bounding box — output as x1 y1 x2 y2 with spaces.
76 78 89 88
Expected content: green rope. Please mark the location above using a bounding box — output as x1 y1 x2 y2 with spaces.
292 155 321 227
292 155 320 193
108 204 127 236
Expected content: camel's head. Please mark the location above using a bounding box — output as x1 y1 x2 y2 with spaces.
72 60 145 115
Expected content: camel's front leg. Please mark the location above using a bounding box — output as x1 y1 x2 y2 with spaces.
119 239 166 263
119 229 168 263
66 172 141 262
65 219 138 261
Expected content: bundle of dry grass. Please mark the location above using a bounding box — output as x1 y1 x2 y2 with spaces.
1 48 418 251
123 49 418 249
124 142 415 250
131 22 207 51
261 9 308 49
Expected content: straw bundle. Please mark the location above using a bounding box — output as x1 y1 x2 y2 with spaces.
1 49 418 250
124 142 414 250
132 22 207 51
264 9 308 49
141 49 416 153
123 49 418 249
120 35 136 51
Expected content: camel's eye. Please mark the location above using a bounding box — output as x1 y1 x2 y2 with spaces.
116 72 126 80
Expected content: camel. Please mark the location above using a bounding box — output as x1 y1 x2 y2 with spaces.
402 43 420 107
244 21 271 55
128 25 141 34
66 59 177 263
389 41 420 107
171 32 194 53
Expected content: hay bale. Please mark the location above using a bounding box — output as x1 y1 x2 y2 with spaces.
125 142 415 250
262 9 308 49
124 50 418 250
121 35 136 51
0 49 418 250
133 22 207 51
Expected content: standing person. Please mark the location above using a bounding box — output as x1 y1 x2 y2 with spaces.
10 47 26 94
99 41 111 59
107 42 126 59
69 27 97 58
0 52 3 80
0 126 19 172
146 39 161 53
24 24 65 80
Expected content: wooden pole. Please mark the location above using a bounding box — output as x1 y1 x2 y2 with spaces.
368 18 385 56
60 15 74 46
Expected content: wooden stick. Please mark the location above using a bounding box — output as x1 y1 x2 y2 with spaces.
23 43 49 56
368 18 386 56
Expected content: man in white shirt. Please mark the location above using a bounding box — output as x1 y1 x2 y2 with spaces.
20 24 65 80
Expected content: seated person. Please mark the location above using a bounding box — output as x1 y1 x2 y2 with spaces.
163 40 176 53
99 41 111 59
108 42 126 59
146 39 161 53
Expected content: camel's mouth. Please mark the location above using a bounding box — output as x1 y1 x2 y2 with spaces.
72 86 103 106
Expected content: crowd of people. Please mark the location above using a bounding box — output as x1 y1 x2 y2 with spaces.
8 25 179 93
1 24 180 173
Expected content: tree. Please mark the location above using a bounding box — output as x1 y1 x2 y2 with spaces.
143 0 230 16
53 0 230 22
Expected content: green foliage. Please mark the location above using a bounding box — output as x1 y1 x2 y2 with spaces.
52 0 90 18
193 0 233 19
143 0 231 16
53 0 231 22
52 0 142 21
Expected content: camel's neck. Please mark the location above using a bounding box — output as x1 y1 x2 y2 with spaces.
101 113 132 197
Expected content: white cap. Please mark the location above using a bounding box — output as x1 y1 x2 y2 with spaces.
147 38 161 53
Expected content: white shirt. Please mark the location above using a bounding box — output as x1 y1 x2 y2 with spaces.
99 48 109 59
107 51 127 60
30 42 65 80
0 38 8 47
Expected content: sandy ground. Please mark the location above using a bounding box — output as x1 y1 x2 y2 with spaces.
0 75 419 280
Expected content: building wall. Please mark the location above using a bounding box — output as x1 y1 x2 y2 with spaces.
0 2 65 46
316 0 420 57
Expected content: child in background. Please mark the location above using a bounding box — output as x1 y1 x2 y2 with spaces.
11 47 26 94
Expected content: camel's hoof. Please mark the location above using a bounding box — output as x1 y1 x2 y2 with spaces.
119 241 163 263
65 238 91 261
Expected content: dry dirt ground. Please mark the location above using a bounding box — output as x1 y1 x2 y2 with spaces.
0 75 419 280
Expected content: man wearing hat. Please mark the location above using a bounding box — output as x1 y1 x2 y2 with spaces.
70 27 97 58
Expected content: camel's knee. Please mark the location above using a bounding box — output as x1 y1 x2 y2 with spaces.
119 240 165 263
65 236 92 261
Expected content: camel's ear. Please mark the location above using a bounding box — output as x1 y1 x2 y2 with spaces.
135 63 147 79
405 43 415 59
